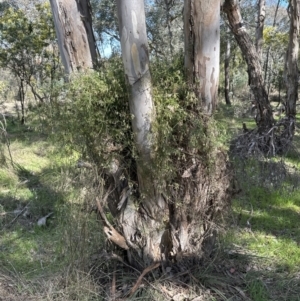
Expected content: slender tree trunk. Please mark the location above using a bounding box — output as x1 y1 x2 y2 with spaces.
225 27 231 106
49 0 98 74
165 0 174 57
284 0 299 118
267 57 273 96
264 0 281 82
255 0 265 62
223 0 274 130
183 0 193 83
19 79 26 124
184 0 220 114
116 0 155 191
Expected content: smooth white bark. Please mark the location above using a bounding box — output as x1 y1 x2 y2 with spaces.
116 0 154 160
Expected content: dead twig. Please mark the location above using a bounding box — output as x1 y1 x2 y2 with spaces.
99 251 163 297
111 264 116 301
231 117 295 157
6 205 28 228
129 262 161 297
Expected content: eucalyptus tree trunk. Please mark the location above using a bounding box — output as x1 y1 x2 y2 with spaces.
223 0 274 130
49 0 98 74
225 27 231 106
115 0 168 266
109 0 232 267
284 0 299 118
255 0 265 62
184 0 220 114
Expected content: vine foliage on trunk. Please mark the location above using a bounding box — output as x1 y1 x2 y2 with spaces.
50 0 234 269
60 63 234 269
102 110 233 268
103 0 232 267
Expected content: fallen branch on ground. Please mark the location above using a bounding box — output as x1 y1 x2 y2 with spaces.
231 117 296 157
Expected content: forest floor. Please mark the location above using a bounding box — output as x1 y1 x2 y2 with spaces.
0 101 300 301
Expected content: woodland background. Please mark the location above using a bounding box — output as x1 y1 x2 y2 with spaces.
0 0 300 300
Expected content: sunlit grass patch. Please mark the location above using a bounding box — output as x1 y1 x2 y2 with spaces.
0 119 103 281
0 226 78 285
227 184 300 274
228 231 300 272
9 141 51 172
0 167 18 189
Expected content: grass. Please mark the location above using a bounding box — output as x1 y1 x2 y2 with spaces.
1 104 300 300
228 186 300 271
217 104 300 300
0 114 107 300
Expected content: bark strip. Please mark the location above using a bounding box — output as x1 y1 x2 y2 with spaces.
255 0 266 62
49 0 98 74
96 196 129 250
184 0 220 114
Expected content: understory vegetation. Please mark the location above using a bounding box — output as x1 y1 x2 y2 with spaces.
1 84 300 300
1 0 300 300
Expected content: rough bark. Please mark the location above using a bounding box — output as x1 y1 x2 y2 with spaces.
184 0 220 114
18 79 26 124
227 1 296 156
284 0 299 118
49 0 98 74
223 0 274 130
255 0 265 62
224 27 231 106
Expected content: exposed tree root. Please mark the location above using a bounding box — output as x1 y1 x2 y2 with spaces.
231 117 296 157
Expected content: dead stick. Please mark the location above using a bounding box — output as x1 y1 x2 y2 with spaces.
111 264 116 300
111 252 164 293
129 262 160 297
106 253 163 296
6 206 27 228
